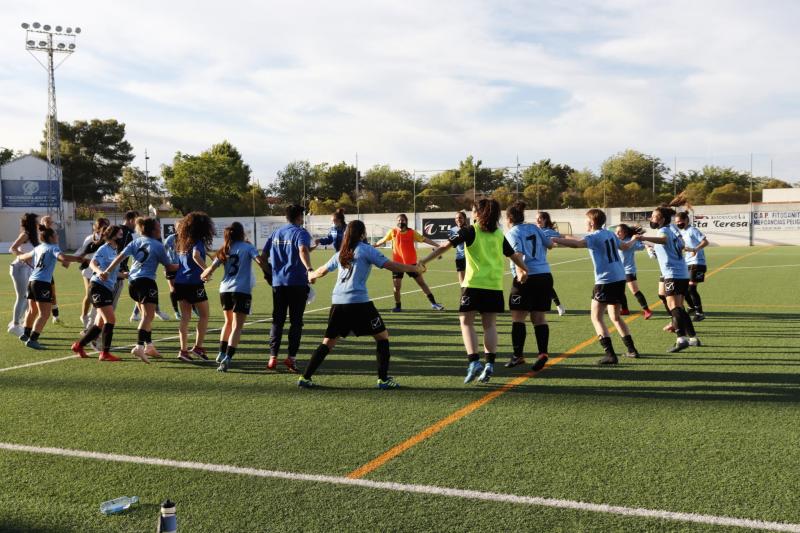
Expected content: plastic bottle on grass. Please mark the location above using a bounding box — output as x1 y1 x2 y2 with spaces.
100 495 139 515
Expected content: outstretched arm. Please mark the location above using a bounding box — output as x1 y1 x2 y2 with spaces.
419 241 453 264
383 260 425 274
551 236 587 248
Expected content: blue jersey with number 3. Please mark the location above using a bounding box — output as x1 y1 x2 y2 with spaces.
220 241 259 294
584 229 626 284
506 223 551 276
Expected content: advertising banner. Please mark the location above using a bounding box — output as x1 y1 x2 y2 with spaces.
751 210 800 231
421 218 457 240
1 179 60 208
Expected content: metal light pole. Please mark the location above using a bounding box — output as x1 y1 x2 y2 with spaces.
22 22 80 224
355 152 359 218
144 148 150 210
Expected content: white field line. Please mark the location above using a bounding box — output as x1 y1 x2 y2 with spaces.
552 263 800 273
0 442 797 532
0 257 588 374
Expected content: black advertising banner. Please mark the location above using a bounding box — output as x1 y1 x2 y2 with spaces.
422 218 457 240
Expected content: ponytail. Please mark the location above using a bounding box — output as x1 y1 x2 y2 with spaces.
338 220 366 269
217 222 245 262
506 201 526 225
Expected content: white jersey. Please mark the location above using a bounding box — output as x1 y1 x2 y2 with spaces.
11 240 34 267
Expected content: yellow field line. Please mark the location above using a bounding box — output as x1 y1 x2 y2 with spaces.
346 245 775 480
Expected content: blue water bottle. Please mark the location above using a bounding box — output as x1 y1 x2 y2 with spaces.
157 500 177 533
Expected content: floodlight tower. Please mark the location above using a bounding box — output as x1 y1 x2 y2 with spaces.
21 21 80 222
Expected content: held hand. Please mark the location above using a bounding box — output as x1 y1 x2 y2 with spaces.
516 271 528 284
415 263 427 274
307 271 317 284
99 271 109 281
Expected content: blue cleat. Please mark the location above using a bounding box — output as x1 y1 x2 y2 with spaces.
215 352 226 364
464 361 484 384
297 377 315 388
377 377 400 390
477 363 494 383
25 339 43 350
216 356 230 372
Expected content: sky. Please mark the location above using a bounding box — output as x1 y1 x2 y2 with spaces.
1 0 799 185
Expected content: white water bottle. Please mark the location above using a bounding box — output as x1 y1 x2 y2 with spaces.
100 496 139 515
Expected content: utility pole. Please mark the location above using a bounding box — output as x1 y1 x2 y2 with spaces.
144 148 150 211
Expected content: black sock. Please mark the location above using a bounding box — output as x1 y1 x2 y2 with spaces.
467 353 479 363
394 300 401 308
599 335 615 356
426 293 437 304
670 307 686 336
659 294 670 315
30 331 41 341
679 307 696 336
690 286 703 314
622 334 637 354
552 289 561 306
79 325 102 347
225 345 237 359
376 339 390 381
534 324 549 355
303 344 330 379
23 327 32 338
52 306 59 318
219 341 228 353
137 329 147 346
634 291 649 310
102 323 115 351
146 330 152 343
511 322 526 357
685 290 696 310
485 353 496 364
170 292 179 313
620 292 629 312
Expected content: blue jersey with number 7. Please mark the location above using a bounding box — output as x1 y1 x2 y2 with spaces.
506 223 551 276
219 241 259 294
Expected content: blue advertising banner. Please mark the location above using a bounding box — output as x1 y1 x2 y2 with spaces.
1 179 61 208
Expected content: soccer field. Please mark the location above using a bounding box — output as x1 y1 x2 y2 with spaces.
0 246 798 532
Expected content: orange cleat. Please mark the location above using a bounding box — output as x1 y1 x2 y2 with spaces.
98 351 121 362
267 355 278 370
71 341 88 358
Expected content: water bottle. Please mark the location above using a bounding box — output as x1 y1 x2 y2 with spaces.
157 499 177 533
99 496 139 515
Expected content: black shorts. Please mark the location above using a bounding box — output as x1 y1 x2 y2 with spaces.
166 269 177 281
459 287 504 313
89 283 114 308
220 291 252 314
129 278 159 304
663 278 689 297
689 265 707 283
509 273 553 312
455 257 466 272
625 273 637 282
592 280 626 304
175 283 208 304
26 280 54 303
324 302 386 338
392 264 420 279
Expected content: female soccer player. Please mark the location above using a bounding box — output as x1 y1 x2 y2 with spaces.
504 202 554 372
174 212 214 362
71 225 129 362
300 220 424 389
17 225 84 349
77 217 110 330
313 208 346 251
675 211 709 321
615 223 653 319
40 215 65 326
421 199 528 384
449 211 468 288
636 206 701 352
373 213 444 312
102 217 177 362
201 221 266 372
536 211 566 316
551 209 641 364
163 221 181 319
7 213 38 336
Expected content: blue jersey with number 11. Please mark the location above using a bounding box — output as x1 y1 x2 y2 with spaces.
220 241 259 294
584 229 626 284
506 223 551 276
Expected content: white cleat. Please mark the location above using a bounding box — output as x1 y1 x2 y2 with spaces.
688 337 702 347
7 323 24 336
431 303 445 311
557 304 566 316
155 310 170 321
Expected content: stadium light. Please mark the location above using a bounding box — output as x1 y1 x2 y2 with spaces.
21 22 29 29
32 22 40 28
43 24 51 31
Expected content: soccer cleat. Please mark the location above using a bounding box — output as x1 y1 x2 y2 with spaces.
624 351 640 358
177 350 194 362
71 341 89 358
267 356 278 370
155 310 171 321
477 363 494 383
7 323 23 336
129 309 140 322
643 309 654 320
283 357 300 373
377 377 400 389
25 339 44 350
52 316 65 327
556 304 566 316
662 322 676 333
391 306 402 313
693 313 705 322
464 361 484 384
131 346 150 364
217 356 230 372
688 337 702 347
174 311 182 320
667 339 690 353
532 354 549 372
190 346 208 361
297 377 315 388
144 344 162 358
19 333 29 343
98 351 121 362
215 352 226 364
620 308 631 316
192 307 200 318
431 303 445 311
598 353 618 365
504 355 526 368
687 307 696 316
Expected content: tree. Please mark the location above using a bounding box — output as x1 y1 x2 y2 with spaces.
682 182 709 205
118 166 163 213
267 160 317 207
583 180 624 208
705 183 749 205
381 190 413 212
361 165 414 205
621 182 649 207
601 149 667 195
317 162 357 200
491 186 516 208
522 183 558 209
162 140 252 215
0 147 15 166
308 198 337 214
759 178 793 190
42 119 134 203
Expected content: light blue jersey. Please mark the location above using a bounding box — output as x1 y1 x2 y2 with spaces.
122 237 172 281
326 242 389 304
680 226 707 266
29 243 62 282
449 226 466 260
654 225 689 279
219 241 259 294
541 228 561 254
176 241 206 284
618 238 645 275
90 243 121 291
164 233 178 264
584 229 626 284
506 223 551 275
